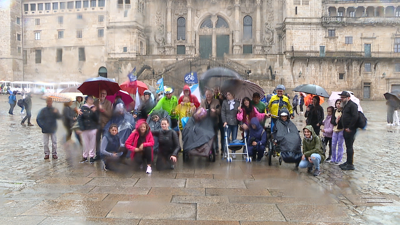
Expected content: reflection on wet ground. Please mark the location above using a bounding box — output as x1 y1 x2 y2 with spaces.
0 96 399 224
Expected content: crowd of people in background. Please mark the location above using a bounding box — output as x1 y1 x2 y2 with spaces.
6 83 366 175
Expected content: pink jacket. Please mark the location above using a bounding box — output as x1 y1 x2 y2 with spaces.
125 119 154 161
237 107 265 125
322 115 334 138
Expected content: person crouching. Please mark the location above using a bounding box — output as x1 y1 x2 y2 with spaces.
100 124 125 171
247 117 267 162
299 125 325 176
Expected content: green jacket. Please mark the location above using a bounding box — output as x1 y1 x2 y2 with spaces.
252 101 266 114
302 125 325 162
150 95 178 119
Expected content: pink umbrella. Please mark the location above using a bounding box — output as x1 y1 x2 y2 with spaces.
106 90 134 108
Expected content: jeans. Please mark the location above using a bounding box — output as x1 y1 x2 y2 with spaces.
43 133 57 156
22 110 32 124
9 103 16 114
20 105 25 113
299 153 321 170
331 131 344 163
226 125 238 142
343 129 357 165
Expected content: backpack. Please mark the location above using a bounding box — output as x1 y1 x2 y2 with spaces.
357 111 367 129
17 99 24 108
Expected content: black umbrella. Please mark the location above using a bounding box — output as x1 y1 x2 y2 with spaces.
78 77 121 98
199 67 243 96
293 84 329 98
384 92 400 107
221 79 264 100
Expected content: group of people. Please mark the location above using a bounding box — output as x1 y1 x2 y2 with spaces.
8 90 33 126
7 83 361 176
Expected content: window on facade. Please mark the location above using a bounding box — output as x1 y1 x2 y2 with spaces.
35 31 41 40
18 47 21 54
77 14 83 19
58 30 64 39
345 36 353 44
58 16 63 24
320 46 326 57
83 1 89 8
23 50 27 64
99 0 105 7
295 7 297 15
57 49 63 62
35 19 40 25
38 3 43 11
76 1 82 8
77 30 82 38
365 63 371 72
79 48 86 61
17 34 21 41
125 0 130 4
395 63 400 72
67 1 74 9
395 38 400 53
98 29 104 37
35 50 41 64
118 0 123 4
98 15 104 22
177 45 185 55
294 0 300 5
91 0 96 7
24 4 29 11
177 17 186 40
339 73 344 80
17 17 20 24
243 45 253 54
243 15 252 40
123 47 127 52
302 0 309 5
60 2 66 9
31 4 36 11
328 29 335 37
53 2 58 10
45 3 51 10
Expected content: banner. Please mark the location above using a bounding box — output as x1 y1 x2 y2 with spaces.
156 78 164 94
184 72 198 84
127 67 137 82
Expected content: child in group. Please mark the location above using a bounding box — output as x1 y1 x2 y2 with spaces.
321 106 334 162
125 119 154 174
175 96 196 131
299 125 325 176
100 124 124 171
330 99 344 164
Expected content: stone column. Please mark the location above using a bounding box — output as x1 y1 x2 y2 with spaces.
256 0 261 43
187 1 192 44
233 0 241 54
166 0 172 44
211 15 218 58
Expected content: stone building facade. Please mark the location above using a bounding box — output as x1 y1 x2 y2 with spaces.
1 0 400 99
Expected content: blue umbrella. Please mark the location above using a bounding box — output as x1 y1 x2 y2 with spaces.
78 77 120 97
8 90 13 95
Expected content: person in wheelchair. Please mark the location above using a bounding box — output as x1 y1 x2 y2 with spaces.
272 109 302 166
248 117 267 161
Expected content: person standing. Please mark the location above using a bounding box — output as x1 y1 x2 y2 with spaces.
201 89 221 151
330 99 344 164
150 87 179 131
299 94 305 114
94 89 113 160
178 85 200 108
338 91 358 170
292 94 299 115
321 106 334 162
305 96 324 136
62 101 76 141
21 93 33 126
8 91 17 115
36 98 62 159
78 96 99 163
251 93 266 115
221 91 240 157
386 95 397 126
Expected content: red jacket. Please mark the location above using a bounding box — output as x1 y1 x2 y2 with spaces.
178 85 200 108
125 119 154 161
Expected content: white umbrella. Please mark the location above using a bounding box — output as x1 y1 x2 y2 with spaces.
328 91 363 112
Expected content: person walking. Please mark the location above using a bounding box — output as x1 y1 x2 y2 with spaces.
62 101 76 141
78 96 99 163
330 99 344 164
305 96 324 136
299 94 305 114
21 93 33 126
36 98 62 159
338 91 358 170
8 91 17 115
386 95 397 126
292 94 299 115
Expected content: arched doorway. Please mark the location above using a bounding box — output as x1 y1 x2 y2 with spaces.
98 67 107 78
198 15 230 59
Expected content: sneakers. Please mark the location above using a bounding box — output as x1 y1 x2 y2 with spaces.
44 155 49 159
146 166 152 174
313 169 321 176
232 153 236 159
341 164 355 170
52 155 58 159
21 122 25 126
339 162 348 168
307 167 313 174
89 157 94 164
80 157 88 163
28 123 34 126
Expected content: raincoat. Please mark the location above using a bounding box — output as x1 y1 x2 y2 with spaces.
247 117 267 159
150 95 178 119
178 85 200 108
268 94 293 117
302 125 325 162
273 109 302 153
175 102 196 130
125 120 154 161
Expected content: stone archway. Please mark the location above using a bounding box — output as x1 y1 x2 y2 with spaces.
98 67 107 78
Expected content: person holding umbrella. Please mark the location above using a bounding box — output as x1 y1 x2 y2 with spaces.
77 96 99 163
305 96 324 136
94 89 113 160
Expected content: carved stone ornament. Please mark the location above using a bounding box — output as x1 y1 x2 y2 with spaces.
233 45 242 55
241 0 256 14
154 11 165 47
254 45 263 55
198 27 213 35
174 0 187 16
263 22 274 46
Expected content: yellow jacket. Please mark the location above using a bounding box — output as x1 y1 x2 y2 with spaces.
267 95 293 117
175 102 196 130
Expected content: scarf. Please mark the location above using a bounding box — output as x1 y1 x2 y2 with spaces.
305 136 313 142
228 100 235 110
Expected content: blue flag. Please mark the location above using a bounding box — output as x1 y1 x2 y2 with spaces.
184 72 198 84
127 67 137 82
156 78 164 94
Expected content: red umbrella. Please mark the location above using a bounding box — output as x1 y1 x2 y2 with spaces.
120 80 148 95
106 90 134 107
78 77 120 97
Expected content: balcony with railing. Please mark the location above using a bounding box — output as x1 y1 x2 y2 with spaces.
286 50 400 59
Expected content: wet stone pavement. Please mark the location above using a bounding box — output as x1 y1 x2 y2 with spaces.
0 95 399 225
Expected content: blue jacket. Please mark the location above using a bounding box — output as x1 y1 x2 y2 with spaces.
37 106 62 133
8 95 16 104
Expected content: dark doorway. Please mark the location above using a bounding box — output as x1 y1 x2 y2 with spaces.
199 35 212 59
216 35 229 58
99 67 107 78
